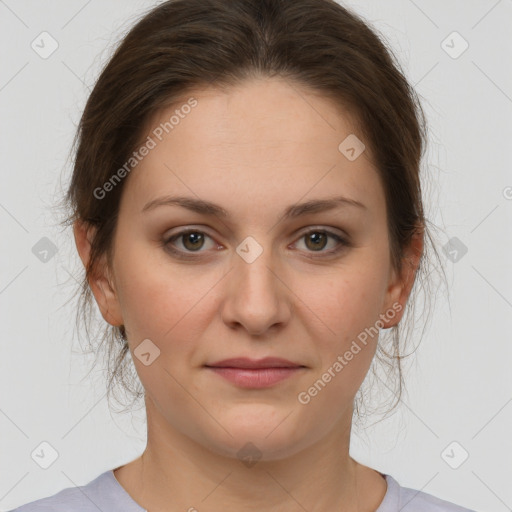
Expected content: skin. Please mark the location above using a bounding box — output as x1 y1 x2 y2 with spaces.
74 77 422 512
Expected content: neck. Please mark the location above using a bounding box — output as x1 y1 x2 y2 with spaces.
115 398 386 512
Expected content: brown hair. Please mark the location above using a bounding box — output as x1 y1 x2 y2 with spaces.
59 0 445 424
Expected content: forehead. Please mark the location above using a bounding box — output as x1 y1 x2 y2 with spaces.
120 77 384 219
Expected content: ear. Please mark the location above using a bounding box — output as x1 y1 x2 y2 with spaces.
73 220 124 328
380 226 424 328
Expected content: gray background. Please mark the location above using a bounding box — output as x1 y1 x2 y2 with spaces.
1 1 511 511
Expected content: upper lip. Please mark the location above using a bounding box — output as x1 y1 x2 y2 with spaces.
205 357 304 369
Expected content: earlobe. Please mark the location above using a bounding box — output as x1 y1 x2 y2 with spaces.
380 269 407 329
73 220 124 328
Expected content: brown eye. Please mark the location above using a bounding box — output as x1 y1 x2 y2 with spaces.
164 229 217 256
181 231 205 251
294 229 348 256
304 231 329 251
162 227 349 260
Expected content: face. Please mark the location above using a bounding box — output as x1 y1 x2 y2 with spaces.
75 77 419 461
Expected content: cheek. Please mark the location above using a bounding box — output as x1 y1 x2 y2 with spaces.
114 249 196 340
310 263 389 342
115 258 213 403
299 256 390 395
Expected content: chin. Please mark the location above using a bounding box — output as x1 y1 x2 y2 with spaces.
197 409 312 462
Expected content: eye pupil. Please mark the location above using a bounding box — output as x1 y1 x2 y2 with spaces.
183 232 204 251
305 232 327 251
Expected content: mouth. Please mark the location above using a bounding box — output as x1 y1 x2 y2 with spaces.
204 357 307 388
204 357 306 369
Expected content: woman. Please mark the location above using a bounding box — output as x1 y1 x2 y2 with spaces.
11 0 477 510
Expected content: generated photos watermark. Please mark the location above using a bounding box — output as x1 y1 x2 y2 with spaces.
297 301 403 405
93 97 198 200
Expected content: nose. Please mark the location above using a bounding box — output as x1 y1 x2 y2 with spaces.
220 245 291 336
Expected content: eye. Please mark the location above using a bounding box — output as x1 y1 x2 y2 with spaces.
162 227 350 259
292 229 349 256
163 229 217 256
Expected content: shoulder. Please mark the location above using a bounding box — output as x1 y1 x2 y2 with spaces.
9 469 144 512
381 474 478 512
11 484 91 512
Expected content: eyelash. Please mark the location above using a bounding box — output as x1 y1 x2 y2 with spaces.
162 228 350 260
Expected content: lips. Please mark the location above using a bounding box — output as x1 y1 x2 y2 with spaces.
205 357 305 369
204 357 306 388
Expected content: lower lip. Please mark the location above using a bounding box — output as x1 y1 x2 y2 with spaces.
205 366 304 388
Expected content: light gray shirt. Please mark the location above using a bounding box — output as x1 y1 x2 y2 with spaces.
10 469 478 511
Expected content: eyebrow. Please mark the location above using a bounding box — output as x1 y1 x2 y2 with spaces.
141 194 367 219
